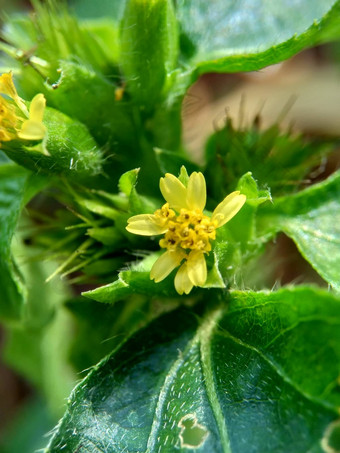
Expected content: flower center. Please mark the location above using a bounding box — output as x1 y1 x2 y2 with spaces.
155 203 217 253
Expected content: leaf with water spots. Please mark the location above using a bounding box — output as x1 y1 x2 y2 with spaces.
46 286 340 452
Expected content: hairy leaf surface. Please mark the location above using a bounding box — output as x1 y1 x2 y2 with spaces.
46 287 340 452
177 0 340 75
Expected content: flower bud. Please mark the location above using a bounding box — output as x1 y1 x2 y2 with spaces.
0 73 103 178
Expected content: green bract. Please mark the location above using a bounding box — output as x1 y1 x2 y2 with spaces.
0 1 340 452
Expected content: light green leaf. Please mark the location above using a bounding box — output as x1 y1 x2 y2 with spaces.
3 251 76 417
257 170 340 291
77 198 120 221
83 253 178 303
86 226 123 246
221 172 271 247
0 164 29 320
177 0 340 75
46 286 340 452
120 0 178 107
118 168 139 196
72 0 124 20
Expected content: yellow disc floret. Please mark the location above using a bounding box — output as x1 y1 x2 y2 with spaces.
157 205 216 253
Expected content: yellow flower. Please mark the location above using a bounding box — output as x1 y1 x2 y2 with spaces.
0 72 46 145
126 171 246 295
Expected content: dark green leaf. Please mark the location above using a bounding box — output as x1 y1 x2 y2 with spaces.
257 170 340 291
46 287 340 452
66 295 152 373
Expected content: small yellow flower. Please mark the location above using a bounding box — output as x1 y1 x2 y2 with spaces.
126 171 246 295
0 72 47 145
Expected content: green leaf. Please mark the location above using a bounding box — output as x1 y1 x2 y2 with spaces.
118 168 139 196
154 147 199 176
46 287 340 452
73 0 124 20
83 252 178 303
0 164 29 320
66 295 152 373
221 172 271 247
177 0 340 76
77 198 120 221
129 187 159 215
86 226 124 246
257 170 340 291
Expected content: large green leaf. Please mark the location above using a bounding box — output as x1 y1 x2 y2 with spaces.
177 0 340 75
46 287 340 452
257 170 340 291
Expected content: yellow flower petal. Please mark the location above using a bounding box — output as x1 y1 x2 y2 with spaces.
18 120 47 141
187 250 207 286
29 93 46 123
186 171 206 211
160 173 188 211
150 250 183 283
212 191 246 228
126 214 168 235
0 73 28 116
174 262 194 295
